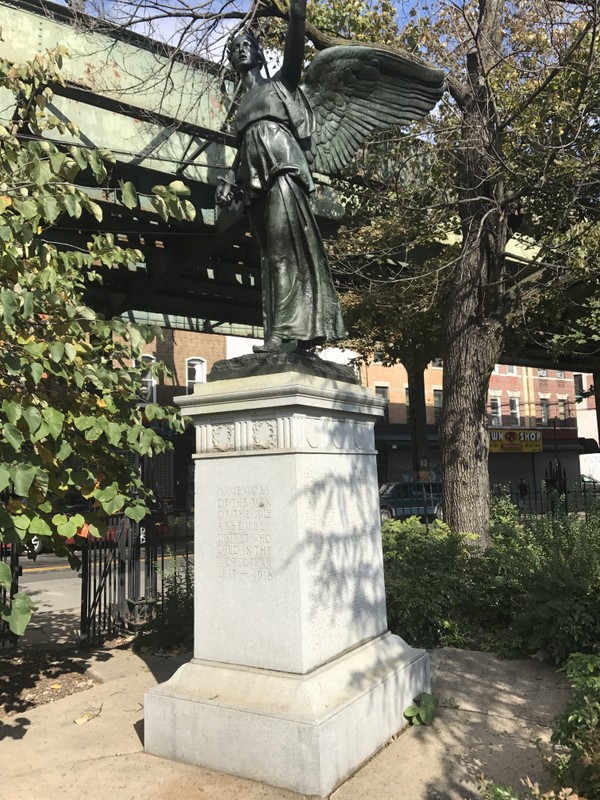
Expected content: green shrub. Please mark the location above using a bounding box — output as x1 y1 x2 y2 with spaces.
382 517 478 648
382 503 600 663
550 653 600 797
134 551 193 653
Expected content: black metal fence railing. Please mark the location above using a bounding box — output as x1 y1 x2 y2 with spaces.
491 483 600 518
80 509 194 648
0 541 19 648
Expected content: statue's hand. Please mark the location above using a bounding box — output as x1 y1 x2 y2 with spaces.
215 174 236 207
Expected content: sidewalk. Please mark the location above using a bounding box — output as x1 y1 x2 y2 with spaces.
1 615 571 800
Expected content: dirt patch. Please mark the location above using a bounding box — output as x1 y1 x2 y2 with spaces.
0 649 97 719
0 635 134 720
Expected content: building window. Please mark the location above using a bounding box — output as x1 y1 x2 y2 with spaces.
373 351 384 363
574 374 584 400
187 357 206 393
540 398 550 425
556 370 565 379
557 399 567 422
538 368 547 377
433 389 443 424
490 397 502 426
509 397 520 426
375 385 389 423
431 357 443 369
405 387 410 425
506 365 517 375
140 354 157 404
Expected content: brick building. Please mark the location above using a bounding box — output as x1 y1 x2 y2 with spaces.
139 331 586 503
354 357 582 492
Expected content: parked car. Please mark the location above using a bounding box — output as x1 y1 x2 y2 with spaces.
379 481 442 523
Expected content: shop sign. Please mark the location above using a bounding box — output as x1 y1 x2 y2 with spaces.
488 428 543 453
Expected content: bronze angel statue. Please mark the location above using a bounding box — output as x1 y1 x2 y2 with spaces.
216 0 445 354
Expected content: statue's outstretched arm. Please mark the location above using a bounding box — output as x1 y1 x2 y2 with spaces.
280 0 306 91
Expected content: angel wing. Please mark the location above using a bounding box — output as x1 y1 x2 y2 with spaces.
301 45 446 176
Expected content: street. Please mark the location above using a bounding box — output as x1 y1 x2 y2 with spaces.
20 554 82 615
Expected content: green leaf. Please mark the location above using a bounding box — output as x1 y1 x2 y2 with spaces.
403 704 420 720
87 200 103 222
70 145 88 170
84 425 103 442
0 290 18 324
50 151 65 173
64 342 76 362
0 464 10 493
64 193 82 218
42 407 65 439
150 196 168 222
120 180 138 210
32 160 52 187
49 341 65 362
12 513 31 533
4 423 24 451
22 405 42 433
41 194 61 223
94 483 118 502
55 441 73 462
0 561 12 591
74 416 97 431
29 517 52 536
105 422 123 447
4 400 22 425
16 198 38 220
30 421 50 445
103 493 126 515
23 341 47 358
3 592 37 635
29 362 43 384
167 180 191 196
12 464 36 497
124 503 148 522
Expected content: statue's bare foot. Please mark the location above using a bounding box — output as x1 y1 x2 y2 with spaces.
253 336 282 353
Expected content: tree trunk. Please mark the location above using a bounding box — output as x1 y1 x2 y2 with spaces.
441 276 503 546
406 365 430 479
440 31 508 544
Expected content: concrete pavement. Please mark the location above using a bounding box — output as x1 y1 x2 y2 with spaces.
0 624 571 800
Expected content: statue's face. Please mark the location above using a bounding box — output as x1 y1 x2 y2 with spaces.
229 34 262 73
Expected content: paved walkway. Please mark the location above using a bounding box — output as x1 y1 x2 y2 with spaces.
1 610 570 800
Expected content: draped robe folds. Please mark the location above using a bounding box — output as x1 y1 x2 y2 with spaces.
234 76 345 347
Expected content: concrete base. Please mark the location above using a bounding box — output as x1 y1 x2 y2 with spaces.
145 632 429 797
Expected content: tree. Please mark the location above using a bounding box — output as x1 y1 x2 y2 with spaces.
0 47 195 632
61 0 600 544
313 0 600 543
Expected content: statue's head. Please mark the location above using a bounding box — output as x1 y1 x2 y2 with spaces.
227 28 265 73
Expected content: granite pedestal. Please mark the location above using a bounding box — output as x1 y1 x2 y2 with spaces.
145 369 429 796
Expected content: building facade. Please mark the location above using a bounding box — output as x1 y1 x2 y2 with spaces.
139 331 587 504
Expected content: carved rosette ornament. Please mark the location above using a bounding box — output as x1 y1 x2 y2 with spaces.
252 419 277 450
212 424 234 452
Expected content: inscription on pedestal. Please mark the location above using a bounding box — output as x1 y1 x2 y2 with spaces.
215 485 274 581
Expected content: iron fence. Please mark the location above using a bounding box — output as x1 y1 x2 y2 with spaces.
80 509 194 647
491 482 600 518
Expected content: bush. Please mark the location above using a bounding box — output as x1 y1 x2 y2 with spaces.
382 502 600 663
134 551 193 653
550 653 600 797
382 517 479 648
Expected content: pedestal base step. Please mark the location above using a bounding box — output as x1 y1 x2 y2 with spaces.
145 632 429 796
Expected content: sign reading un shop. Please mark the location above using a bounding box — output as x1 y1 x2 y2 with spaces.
489 428 543 453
